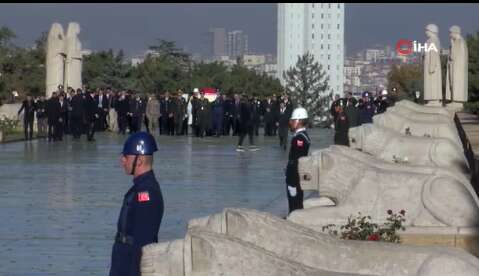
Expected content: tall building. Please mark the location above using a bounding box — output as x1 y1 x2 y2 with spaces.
227 30 248 59
277 3 345 97
208 27 226 57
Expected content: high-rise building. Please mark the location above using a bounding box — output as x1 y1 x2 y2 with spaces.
227 30 248 59
209 27 226 57
277 3 345 97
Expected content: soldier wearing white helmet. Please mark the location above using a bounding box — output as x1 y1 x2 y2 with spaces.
285 106 311 214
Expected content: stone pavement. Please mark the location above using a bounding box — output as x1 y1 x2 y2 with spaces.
0 129 333 275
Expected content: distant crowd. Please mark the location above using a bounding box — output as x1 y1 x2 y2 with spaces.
16 85 395 149
329 90 394 146
17 85 299 149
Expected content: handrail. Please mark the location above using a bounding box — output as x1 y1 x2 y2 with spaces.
454 113 479 196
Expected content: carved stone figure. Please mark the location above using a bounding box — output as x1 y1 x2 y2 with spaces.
423 24 443 106
45 22 82 98
395 100 454 119
46 23 65 98
348 124 468 174
141 208 479 276
387 104 452 124
64 22 83 92
372 111 463 148
446 25 469 110
290 146 479 229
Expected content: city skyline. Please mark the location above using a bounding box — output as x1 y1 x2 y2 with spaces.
0 3 478 58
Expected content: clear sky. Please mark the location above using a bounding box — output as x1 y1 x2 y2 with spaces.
0 3 478 58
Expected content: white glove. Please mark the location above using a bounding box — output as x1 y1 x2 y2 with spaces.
287 186 297 197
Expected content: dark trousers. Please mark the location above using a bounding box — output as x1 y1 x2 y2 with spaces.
55 120 64 141
167 117 175 136
279 127 288 150
254 118 260 136
118 114 128 135
212 115 223 136
160 116 168 135
86 120 96 141
223 116 234 135
232 118 241 136
286 185 304 214
144 116 150 133
47 119 56 141
238 125 254 146
264 119 274 136
71 116 83 138
129 116 141 133
23 118 34 140
182 118 188 135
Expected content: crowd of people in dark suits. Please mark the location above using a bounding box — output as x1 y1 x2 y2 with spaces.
17 85 297 150
17 84 394 149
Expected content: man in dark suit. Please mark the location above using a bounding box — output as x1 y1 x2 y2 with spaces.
277 101 290 150
18 95 36 140
262 96 276 136
45 92 61 142
57 93 68 141
84 90 99 141
95 88 109 131
70 89 85 139
232 94 241 136
116 91 130 135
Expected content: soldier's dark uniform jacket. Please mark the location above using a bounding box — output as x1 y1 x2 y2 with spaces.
285 128 311 213
109 170 164 276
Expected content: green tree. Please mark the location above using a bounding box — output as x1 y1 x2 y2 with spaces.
467 31 479 101
83 49 135 90
283 52 330 122
387 63 423 101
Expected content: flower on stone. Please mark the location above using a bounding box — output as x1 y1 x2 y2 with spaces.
367 234 380 241
400 210 406 216
387 209 393 215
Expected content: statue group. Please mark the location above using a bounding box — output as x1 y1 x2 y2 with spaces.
46 22 83 98
423 24 468 110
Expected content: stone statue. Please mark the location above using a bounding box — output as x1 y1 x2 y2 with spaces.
395 100 454 119
446 25 469 110
64 22 83 92
387 104 452 124
141 208 479 276
46 23 66 98
423 24 443 106
372 110 463 148
347 124 468 174
290 146 479 229
45 22 82 98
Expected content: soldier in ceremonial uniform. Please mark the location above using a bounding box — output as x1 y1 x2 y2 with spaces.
285 107 311 214
109 132 164 276
358 91 376 125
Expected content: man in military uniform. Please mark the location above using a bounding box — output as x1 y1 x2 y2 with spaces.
109 132 164 276
285 107 311 214
358 91 376 125
334 99 350 146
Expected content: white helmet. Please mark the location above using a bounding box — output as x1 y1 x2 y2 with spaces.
193 88 199 93
290 107 308 120
381 89 388 96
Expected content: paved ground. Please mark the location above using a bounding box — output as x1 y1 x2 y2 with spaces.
0 128 333 275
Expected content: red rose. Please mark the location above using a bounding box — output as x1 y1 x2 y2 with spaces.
387 209 393 215
400 209 406 216
367 234 380 241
